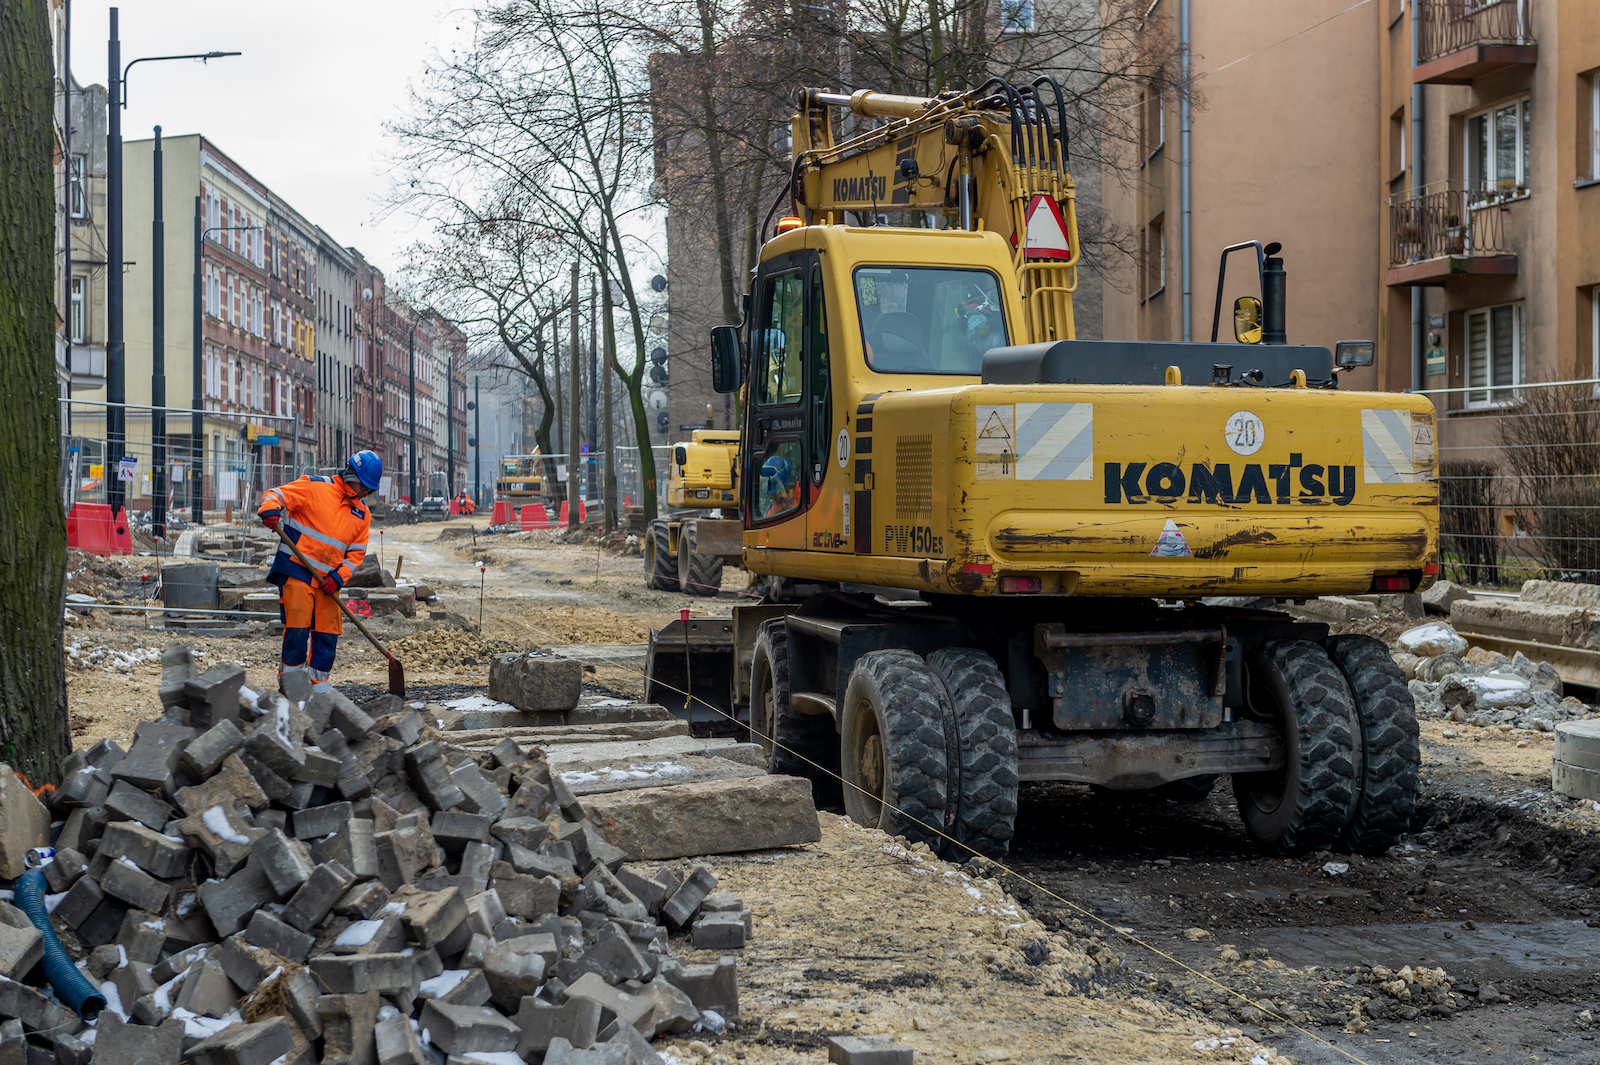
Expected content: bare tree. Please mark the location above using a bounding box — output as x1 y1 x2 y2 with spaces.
391 0 666 518
0 0 72 782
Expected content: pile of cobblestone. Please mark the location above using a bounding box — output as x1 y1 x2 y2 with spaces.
3 646 752 1065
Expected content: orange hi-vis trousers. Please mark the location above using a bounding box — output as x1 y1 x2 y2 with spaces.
279 575 341 688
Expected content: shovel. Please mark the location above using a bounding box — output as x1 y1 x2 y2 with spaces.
275 525 407 697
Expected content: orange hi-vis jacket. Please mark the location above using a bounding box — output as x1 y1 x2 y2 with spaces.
258 475 371 590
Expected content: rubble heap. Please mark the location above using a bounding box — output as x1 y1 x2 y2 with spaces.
1393 622 1599 732
18 646 752 1065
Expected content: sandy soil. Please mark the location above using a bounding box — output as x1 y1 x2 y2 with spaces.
654 815 1285 1065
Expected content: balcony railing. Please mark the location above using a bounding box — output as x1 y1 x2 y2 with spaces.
1387 185 1517 284
1416 0 1535 83
1419 0 1531 62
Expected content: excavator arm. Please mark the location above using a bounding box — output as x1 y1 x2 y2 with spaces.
788 82 1082 343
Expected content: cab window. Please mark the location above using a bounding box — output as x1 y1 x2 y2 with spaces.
755 439 804 519
757 273 804 405
855 266 1009 374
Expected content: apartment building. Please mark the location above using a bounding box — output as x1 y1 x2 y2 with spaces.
351 250 388 469
1381 0 1600 404
1100 0 1383 381
61 77 108 396
315 232 356 468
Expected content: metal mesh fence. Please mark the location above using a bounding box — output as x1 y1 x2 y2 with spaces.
1425 378 1600 589
60 400 307 528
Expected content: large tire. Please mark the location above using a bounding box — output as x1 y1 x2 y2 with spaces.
1233 640 1359 855
1326 635 1421 854
839 650 951 849
925 648 1018 860
643 520 678 591
676 521 725 597
750 621 839 795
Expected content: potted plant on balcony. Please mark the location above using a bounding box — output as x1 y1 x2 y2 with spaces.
1394 220 1424 263
1442 214 1466 255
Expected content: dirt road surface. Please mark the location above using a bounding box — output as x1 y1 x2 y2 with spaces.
61 520 1600 1062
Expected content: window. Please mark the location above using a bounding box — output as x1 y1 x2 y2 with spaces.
1389 109 1406 185
1000 0 1033 33
252 292 264 337
1141 92 1165 162
1144 217 1165 299
70 277 85 342
69 154 87 218
854 266 1009 374
1591 74 1600 181
1467 97 1531 200
1465 301 1525 406
206 267 220 317
757 273 804 405
808 267 831 486
226 276 236 326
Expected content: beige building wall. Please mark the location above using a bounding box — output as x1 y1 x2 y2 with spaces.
1103 0 1382 388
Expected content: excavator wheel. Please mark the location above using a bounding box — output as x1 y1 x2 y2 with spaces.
676 521 725 598
1326 635 1420 854
926 648 1018 861
1233 640 1359 856
839 650 951 850
750 620 839 800
643 520 678 592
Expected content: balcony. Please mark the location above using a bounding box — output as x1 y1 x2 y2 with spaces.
1414 0 1537 85
1386 185 1517 286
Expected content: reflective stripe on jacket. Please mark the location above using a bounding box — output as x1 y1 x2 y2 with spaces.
258 475 371 589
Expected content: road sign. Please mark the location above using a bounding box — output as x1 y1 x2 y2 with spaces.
1021 194 1072 260
117 456 137 482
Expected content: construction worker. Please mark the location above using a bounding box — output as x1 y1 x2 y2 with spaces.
455 490 475 516
257 451 382 691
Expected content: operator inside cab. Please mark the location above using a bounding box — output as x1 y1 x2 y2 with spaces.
759 455 798 517
258 452 381 691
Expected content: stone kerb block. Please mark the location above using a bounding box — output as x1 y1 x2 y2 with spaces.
488 653 583 713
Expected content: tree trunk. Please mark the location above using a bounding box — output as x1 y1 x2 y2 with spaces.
0 0 72 783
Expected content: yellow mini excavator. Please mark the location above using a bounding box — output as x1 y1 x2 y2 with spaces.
647 78 1434 862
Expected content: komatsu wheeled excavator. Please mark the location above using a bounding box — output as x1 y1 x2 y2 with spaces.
646 77 1434 862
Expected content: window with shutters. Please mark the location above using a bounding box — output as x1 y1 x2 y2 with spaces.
1465 301 1525 407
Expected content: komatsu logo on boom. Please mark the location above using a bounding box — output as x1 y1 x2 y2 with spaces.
1104 455 1358 506
833 175 889 203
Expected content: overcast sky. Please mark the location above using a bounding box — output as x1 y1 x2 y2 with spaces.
69 0 472 276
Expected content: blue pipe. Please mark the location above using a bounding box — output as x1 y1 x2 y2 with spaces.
14 868 104 1019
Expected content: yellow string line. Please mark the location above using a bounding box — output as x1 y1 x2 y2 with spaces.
456 594 1382 1065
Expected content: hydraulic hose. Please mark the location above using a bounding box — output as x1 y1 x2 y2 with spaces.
14 868 104 1019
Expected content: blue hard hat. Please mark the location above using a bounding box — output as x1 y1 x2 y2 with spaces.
761 455 791 495
346 450 383 491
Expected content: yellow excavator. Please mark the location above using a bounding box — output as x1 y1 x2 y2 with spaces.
643 428 743 596
648 78 1434 862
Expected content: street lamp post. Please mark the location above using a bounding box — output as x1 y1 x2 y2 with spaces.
103 4 237 517
151 125 165 539
472 377 481 507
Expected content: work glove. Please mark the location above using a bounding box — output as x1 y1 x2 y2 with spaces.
320 574 340 596
261 513 280 530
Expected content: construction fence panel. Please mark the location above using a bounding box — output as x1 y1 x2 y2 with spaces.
1425 378 1600 590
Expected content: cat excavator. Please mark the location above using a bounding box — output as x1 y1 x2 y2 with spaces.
646 77 1434 862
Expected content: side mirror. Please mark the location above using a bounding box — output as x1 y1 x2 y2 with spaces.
710 325 743 393
674 446 687 466
1335 340 1375 368
1232 296 1263 344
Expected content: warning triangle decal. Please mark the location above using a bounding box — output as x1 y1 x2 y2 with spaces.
1022 194 1072 260
1149 519 1193 558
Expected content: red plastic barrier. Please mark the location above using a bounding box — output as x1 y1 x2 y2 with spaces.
556 500 588 525
65 503 116 555
491 501 512 525
111 507 133 555
519 503 551 530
